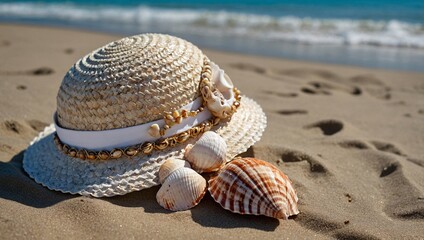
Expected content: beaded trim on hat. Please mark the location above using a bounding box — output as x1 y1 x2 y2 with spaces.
53 59 242 161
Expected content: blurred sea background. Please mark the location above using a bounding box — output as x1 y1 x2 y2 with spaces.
1 0 423 71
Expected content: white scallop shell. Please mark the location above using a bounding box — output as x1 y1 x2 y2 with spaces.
158 158 191 184
184 131 227 173
208 157 299 219
156 167 207 211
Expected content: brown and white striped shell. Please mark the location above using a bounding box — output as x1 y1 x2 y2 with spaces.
208 157 299 219
156 159 207 211
184 131 227 173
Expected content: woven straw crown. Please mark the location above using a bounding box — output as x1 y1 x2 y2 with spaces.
57 34 204 131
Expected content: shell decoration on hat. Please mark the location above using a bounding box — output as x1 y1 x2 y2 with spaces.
156 133 299 220
200 62 236 119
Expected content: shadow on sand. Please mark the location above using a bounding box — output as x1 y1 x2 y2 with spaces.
0 150 74 208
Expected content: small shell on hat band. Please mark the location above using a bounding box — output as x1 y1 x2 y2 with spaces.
148 124 161 138
184 131 227 173
156 166 207 211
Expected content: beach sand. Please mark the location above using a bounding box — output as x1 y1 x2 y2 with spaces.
0 24 423 239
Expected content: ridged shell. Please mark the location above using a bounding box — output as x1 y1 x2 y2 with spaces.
158 158 191 184
156 167 207 211
208 157 299 219
184 131 227 173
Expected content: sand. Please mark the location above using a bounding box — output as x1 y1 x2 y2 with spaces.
0 24 423 239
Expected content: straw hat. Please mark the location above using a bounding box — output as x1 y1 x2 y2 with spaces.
23 34 266 197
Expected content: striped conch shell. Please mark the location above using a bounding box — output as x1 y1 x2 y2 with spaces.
208 157 299 219
156 158 207 211
184 131 227 173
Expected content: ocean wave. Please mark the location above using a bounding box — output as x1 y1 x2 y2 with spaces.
1 2 424 49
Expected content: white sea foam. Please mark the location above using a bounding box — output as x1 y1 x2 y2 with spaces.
1 2 424 49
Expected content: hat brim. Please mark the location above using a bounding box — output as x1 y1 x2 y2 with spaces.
23 96 266 197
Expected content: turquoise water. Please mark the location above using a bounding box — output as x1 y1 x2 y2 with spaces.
1 0 424 71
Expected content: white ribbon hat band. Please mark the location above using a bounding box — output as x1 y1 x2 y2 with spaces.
54 62 234 151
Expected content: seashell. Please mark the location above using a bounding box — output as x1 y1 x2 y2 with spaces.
184 131 227 173
124 146 139 156
210 61 233 93
68 148 77 157
76 150 86 160
158 158 191 184
140 142 154 154
156 167 207 211
110 149 123 159
208 157 299 219
148 124 161 138
202 86 233 119
181 109 188 118
172 110 180 118
98 151 110 160
155 139 169 150
176 132 190 143
86 151 97 160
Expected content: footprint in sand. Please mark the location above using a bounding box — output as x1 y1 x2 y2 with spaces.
301 86 331 95
27 120 49 132
301 81 361 96
279 68 341 81
370 141 405 156
277 110 308 115
339 139 419 174
275 69 390 100
370 140 424 167
304 120 344 136
338 140 371 150
279 149 327 174
64 48 74 54
0 40 10 47
16 85 27 90
295 212 380 239
336 138 424 219
2 120 48 136
229 63 266 74
263 90 298 98
3 120 24 134
0 67 54 76
350 74 391 100
379 163 398 177
0 144 15 154
251 146 328 175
